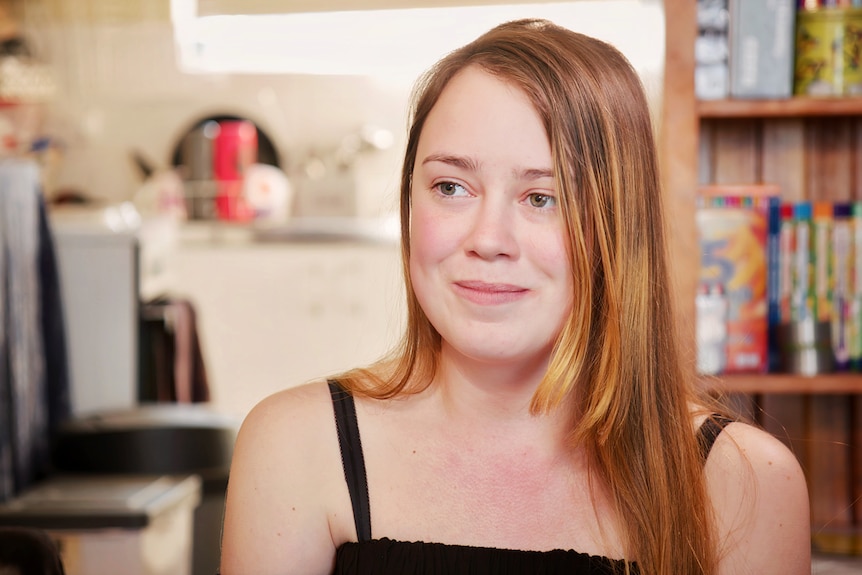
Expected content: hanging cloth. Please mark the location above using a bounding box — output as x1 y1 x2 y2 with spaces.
0 158 69 502
139 296 210 404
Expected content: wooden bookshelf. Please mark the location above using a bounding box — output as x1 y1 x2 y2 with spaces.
698 97 862 118
664 0 862 551
703 373 862 395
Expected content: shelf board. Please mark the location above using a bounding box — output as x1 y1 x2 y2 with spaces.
697 97 862 118
702 373 862 394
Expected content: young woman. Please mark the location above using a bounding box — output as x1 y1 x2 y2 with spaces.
219 19 810 575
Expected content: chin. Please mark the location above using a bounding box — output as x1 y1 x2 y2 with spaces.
445 335 554 368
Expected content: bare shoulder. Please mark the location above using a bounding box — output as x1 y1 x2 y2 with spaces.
234 379 336 445
704 420 811 575
227 380 338 479
220 379 347 575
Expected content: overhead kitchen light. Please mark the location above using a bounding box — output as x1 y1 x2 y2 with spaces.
171 0 663 82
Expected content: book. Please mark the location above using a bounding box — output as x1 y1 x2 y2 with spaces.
851 202 862 370
727 0 797 98
764 195 782 371
832 203 853 371
792 201 815 323
779 203 796 325
699 184 781 372
696 204 769 373
695 0 730 100
814 201 834 324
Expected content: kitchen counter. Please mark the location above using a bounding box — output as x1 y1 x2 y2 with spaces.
178 216 400 247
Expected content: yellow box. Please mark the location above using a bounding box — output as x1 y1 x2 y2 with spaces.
794 8 862 96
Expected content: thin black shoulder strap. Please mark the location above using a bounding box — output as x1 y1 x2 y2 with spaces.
697 414 734 462
328 380 372 541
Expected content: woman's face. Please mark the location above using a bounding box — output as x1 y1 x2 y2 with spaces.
409 66 574 369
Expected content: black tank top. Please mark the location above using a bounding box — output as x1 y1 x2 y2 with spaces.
328 380 732 574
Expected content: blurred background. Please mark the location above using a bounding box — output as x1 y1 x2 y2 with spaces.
0 2 664 575
11 0 664 418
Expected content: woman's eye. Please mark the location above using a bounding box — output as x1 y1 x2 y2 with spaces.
435 182 468 197
528 193 556 208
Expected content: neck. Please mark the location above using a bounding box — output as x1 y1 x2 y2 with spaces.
429 344 571 445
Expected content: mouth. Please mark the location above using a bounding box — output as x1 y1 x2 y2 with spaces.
452 280 529 304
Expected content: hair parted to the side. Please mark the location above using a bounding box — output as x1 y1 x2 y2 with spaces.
337 18 718 575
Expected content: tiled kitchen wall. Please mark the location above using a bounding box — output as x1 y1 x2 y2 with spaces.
24 0 410 217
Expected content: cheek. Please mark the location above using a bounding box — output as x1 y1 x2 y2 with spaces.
408 208 439 297
536 233 575 316
409 205 455 267
526 228 571 279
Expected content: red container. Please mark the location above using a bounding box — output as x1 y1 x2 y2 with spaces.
213 120 258 221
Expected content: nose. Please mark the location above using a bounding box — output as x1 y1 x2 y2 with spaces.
465 196 519 260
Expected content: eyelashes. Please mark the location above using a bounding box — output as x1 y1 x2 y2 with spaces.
432 180 557 212
527 193 556 209
434 181 469 197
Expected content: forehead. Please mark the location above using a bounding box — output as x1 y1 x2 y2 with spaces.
416 66 550 167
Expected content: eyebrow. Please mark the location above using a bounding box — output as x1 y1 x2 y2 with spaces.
421 153 554 181
421 153 479 172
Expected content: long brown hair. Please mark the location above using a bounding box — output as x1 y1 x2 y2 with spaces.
339 19 717 575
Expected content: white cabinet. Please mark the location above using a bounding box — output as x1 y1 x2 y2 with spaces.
54 226 138 416
168 240 405 417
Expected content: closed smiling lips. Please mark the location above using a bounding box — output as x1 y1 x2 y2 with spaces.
452 280 529 304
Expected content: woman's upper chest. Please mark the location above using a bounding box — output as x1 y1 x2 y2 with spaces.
348 397 626 556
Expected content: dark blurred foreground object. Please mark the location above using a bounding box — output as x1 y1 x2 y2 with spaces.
0 36 30 58
50 404 239 575
0 160 71 503
0 475 200 575
0 526 66 575
51 404 236 476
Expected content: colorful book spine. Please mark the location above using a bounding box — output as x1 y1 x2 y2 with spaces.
832 203 853 371
779 202 796 325
791 201 815 323
813 201 834 324
764 195 783 372
851 202 862 370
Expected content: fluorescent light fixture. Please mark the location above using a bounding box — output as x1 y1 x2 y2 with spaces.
172 1 663 82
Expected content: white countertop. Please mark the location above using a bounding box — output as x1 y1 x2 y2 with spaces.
179 216 401 246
